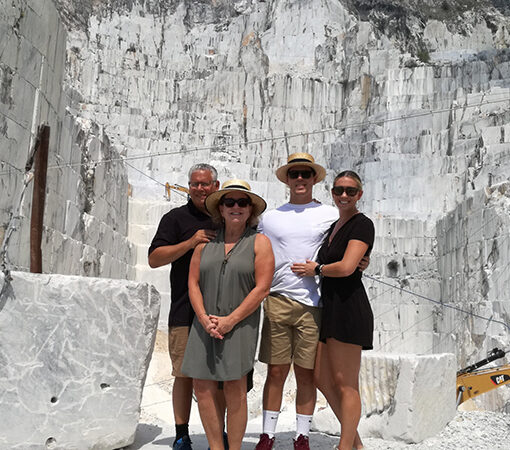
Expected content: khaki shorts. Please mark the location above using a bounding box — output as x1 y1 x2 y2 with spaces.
258 293 321 370
168 326 190 378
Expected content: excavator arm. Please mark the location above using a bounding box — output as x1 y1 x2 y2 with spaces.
457 365 510 405
456 348 510 406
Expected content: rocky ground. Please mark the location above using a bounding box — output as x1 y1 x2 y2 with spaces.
124 331 510 450
126 410 510 449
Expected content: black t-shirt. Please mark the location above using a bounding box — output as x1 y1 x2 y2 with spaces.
148 200 217 327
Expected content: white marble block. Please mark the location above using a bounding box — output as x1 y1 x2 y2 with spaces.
313 352 457 443
0 271 160 450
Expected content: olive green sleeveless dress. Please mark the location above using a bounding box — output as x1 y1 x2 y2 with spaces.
181 227 260 381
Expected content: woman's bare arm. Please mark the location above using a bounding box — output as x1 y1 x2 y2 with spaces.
291 239 369 278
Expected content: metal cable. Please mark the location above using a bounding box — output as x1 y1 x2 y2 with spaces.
1 95 509 177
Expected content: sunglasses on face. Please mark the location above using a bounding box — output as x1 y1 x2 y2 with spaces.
332 186 359 197
288 170 314 179
220 197 252 208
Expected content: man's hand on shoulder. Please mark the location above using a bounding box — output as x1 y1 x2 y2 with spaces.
190 229 217 248
148 229 217 268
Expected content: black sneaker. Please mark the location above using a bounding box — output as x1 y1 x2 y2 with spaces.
173 435 192 450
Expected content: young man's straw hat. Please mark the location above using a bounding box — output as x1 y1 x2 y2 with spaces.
275 152 326 184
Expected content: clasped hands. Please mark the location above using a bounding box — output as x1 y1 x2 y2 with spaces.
199 314 235 340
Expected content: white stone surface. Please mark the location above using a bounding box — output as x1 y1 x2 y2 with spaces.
1 0 510 437
52 0 508 411
0 270 160 450
313 353 457 443
0 0 135 279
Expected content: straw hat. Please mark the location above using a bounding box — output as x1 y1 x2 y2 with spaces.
275 152 326 183
205 179 267 220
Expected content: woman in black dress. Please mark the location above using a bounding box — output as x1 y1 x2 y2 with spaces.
291 171 374 450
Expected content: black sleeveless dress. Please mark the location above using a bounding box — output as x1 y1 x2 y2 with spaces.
318 213 375 350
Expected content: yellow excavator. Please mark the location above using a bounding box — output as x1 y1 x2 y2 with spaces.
456 348 510 406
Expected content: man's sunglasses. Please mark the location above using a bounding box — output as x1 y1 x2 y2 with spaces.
220 197 252 208
332 186 359 197
288 170 314 179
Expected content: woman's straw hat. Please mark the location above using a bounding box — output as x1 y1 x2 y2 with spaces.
205 179 267 220
275 152 326 183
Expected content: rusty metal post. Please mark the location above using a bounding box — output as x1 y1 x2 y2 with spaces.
30 125 50 273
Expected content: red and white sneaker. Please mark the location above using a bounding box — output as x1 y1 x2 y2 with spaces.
255 433 275 450
293 434 310 450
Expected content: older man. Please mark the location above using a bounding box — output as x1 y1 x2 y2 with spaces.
149 163 219 450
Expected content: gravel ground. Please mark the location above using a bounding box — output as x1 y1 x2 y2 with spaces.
129 331 510 449
372 410 510 450
126 410 510 449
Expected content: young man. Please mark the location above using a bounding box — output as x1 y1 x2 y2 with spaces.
256 153 338 450
149 164 220 450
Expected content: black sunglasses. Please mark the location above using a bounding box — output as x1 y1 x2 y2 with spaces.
288 170 314 179
332 186 359 197
220 197 252 208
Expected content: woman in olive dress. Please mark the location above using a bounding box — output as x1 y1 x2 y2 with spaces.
291 171 374 450
181 179 274 450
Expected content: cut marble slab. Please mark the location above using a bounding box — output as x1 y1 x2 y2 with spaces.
0 271 160 450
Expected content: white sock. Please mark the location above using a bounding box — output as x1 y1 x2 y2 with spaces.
262 410 280 438
295 413 313 439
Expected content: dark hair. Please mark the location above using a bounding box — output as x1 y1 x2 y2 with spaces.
334 170 362 189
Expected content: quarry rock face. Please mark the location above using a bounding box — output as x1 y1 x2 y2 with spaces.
38 0 510 409
54 0 510 385
0 2 509 443
0 271 160 449
0 0 135 278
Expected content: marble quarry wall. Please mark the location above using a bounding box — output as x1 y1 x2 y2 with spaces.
1 0 509 421
434 182 510 410
53 0 510 391
0 271 160 449
0 0 135 278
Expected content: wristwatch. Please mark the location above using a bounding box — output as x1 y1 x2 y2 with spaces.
315 264 324 276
